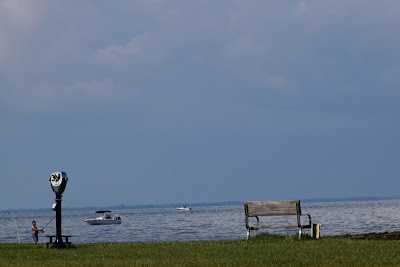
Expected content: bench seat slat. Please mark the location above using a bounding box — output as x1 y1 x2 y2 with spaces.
250 225 299 230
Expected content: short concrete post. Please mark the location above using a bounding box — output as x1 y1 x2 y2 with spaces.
311 223 321 239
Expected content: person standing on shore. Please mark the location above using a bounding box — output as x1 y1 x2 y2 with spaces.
31 220 43 243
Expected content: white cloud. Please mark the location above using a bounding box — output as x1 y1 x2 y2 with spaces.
7 79 137 112
1 1 400 111
294 1 309 16
0 33 6 66
223 35 268 62
0 0 41 31
0 0 50 69
221 36 293 91
96 35 147 63
263 74 292 91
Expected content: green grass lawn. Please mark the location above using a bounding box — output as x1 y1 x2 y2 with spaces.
1 235 400 266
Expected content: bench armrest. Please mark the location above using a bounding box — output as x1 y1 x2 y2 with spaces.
245 215 260 229
299 214 312 228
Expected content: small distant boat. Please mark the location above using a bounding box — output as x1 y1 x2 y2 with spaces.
176 205 191 211
84 210 122 225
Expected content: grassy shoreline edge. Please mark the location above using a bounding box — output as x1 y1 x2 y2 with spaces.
1 233 400 266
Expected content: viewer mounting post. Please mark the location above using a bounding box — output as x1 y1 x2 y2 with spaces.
49 171 68 249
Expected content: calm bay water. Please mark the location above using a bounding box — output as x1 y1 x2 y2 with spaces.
1 199 400 244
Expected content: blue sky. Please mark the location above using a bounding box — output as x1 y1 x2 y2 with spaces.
1 1 399 210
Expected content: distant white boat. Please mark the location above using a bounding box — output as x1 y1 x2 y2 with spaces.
84 210 122 225
177 205 191 211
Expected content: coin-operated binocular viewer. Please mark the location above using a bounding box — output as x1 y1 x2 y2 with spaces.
49 171 68 248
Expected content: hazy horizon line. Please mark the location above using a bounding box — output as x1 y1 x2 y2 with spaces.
2 195 400 213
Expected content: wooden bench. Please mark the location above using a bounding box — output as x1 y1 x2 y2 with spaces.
244 200 311 240
46 235 72 248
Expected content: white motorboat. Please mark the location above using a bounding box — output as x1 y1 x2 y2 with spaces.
84 210 122 225
176 205 191 211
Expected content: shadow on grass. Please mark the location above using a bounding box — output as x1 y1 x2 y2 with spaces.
251 232 314 242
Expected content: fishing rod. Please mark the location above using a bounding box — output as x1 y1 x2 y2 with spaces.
1 207 12 218
2 207 20 243
12 213 21 243
1 207 20 243
40 202 72 231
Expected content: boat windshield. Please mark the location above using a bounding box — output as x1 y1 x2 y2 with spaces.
95 210 112 214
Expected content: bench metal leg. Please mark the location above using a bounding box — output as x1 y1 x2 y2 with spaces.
298 228 302 240
246 229 250 240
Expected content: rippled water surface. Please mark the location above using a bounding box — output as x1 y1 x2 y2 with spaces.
1 199 400 244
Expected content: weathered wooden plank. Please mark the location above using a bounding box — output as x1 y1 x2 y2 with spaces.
250 225 299 230
245 200 299 216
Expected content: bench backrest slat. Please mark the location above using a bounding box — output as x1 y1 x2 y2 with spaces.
245 200 300 217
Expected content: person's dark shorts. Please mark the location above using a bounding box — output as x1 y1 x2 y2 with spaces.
32 234 38 243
